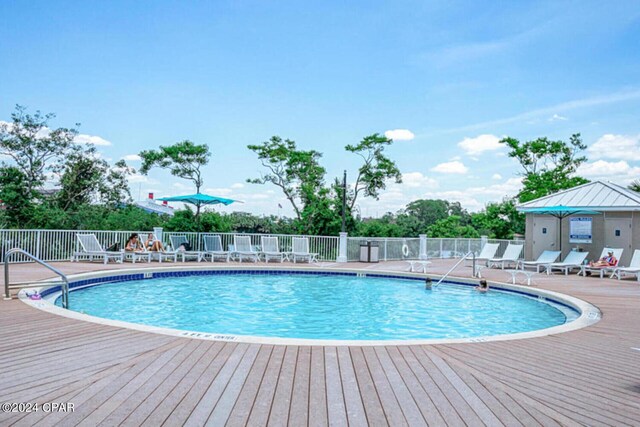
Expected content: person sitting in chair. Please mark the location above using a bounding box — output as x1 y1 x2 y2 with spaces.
125 233 145 252
589 251 617 268
145 233 165 252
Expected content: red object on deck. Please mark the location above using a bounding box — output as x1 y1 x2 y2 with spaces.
148 192 154 199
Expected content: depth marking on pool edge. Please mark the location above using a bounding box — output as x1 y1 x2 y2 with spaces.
181 332 238 341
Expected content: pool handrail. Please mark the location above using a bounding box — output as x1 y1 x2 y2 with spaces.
4 248 70 308
435 251 476 287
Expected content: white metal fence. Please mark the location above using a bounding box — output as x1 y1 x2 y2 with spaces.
346 237 525 262
0 229 340 263
0 229 524 264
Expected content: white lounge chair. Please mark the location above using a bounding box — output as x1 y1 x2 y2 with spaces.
202 235 229 262
518 250 562 272
291 237 318 263
261 236 286 263
74 233 124 264
465 243 500 267
612 249 640 281
544 251 589 275
488 244 523 269
169 235 204 262
579 247 624 278
406 260 431 273
232 235 260 262
142 233 178 263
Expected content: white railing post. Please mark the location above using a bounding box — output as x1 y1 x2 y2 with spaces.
439 239 444 258
35 230 42 259
481 235 488 247
419 234 427 260
337 232 348 262
154 227 163 244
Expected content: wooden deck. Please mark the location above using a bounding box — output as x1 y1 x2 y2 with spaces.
1 260 640 426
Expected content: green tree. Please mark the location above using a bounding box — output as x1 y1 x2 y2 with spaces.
0 167 37 226
345 133 402 210
139 140 211 216
54 146 133 211
247 134 402 235
501 133 589 202
629 180 640 193
427 215 479 238
0 105 78 195
471 199 525 239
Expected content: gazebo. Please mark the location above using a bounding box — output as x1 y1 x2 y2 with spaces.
517 180 640 265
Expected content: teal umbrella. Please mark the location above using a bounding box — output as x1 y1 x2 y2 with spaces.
157 193 241 229
157 193 238 207
521 205 601 252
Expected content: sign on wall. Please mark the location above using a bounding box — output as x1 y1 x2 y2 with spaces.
569 217 593 243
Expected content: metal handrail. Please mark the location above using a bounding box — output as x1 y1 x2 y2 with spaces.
435 251 476 287
4 248 69 308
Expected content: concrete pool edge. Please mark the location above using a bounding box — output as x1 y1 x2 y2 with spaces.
19 265 602 346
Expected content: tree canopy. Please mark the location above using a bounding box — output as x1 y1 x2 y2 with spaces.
501 133 589 202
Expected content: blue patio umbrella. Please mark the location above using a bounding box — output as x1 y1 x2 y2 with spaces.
156 193 241 227
521 205 601 252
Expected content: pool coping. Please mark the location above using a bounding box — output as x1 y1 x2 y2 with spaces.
18 265 602 346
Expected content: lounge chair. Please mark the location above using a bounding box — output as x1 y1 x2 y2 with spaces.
488 244 524 269
144 234 178 263
612 249 640 281
202 235 229 262
232 235 260 262
518 250 562 272
261 236 286 263
579 247 624 278
74 233 124 264
169 235 204 262
543 251 589 275
465 243 500 267
291 237 318 263
124 248 152 263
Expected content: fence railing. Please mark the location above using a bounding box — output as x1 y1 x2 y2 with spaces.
0 229 524 264
0 229 341 263
346 237 524 262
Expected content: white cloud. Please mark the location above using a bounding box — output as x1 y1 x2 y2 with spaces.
231 183 245 189
492 173 502 180
457 134 502 156
430 89 640 136
548 114 568 122
384 129 415 141
587 134 640 161
74 134 112 146
122 154 141 161
431 161 469 174
577 160 640 184
127 174 148 183
400 172 438 188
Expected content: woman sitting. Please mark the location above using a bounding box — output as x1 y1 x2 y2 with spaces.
144 233 165 252
589 251 617 268
125 233 145 252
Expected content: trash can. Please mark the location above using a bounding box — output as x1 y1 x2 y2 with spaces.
359 241 380 263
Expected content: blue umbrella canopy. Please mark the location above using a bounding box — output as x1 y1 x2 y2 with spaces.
156 193 239 207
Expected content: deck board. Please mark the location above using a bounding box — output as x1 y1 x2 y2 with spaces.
1 259 640 426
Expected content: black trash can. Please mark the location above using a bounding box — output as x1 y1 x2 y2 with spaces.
359 241 380 263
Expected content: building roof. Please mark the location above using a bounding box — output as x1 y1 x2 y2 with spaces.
517 180 640 212
134 199 175 216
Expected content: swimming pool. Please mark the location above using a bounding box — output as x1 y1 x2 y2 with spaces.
52 270 579 342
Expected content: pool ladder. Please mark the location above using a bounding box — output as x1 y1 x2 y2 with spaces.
434 251 476 287
3 248 70 309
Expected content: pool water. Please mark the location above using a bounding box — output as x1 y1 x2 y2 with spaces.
57 273 577 341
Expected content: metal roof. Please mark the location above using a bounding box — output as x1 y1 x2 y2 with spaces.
517 180 640 212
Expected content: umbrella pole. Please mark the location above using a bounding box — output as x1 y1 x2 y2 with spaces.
559 217 562 254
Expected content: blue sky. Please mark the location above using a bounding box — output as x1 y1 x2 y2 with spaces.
1 1 639 216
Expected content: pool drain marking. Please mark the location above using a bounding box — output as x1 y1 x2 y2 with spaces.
586 311 600 320
143 272 153 279
356 273 366 278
